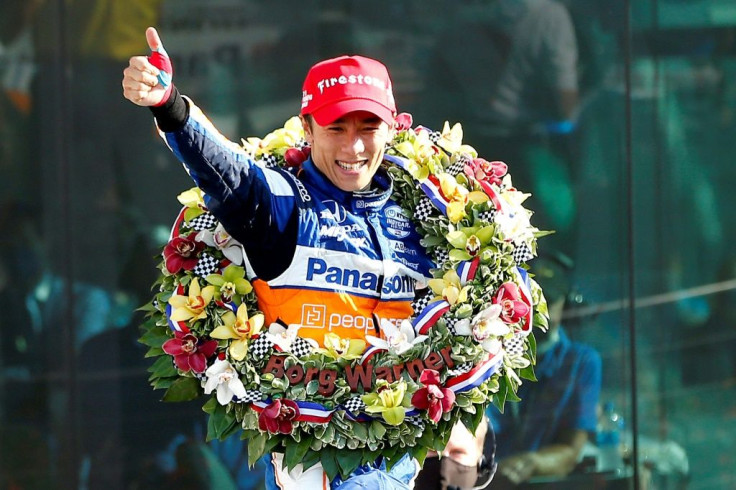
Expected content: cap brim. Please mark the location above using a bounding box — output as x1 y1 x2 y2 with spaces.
311 99 395 126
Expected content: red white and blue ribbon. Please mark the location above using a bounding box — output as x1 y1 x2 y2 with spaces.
418 180 449 216
166 284 190 333
412 299 451 335
165 303 190 333
252 399 334 424
445 353 503 393
514 267 534 335
478 180 504 212
169 207 187 240
383 154 451 216
456 256 480 285
360 345 386 365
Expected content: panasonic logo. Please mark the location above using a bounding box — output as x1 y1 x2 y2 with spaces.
306 258 414 295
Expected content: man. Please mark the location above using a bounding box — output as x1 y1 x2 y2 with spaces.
122 27 433 489
485 254 601 488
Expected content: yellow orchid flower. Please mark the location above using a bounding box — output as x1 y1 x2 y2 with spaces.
177 187 205 209
392 130 440 180
363 379 410 426
436 121 478 156
210 304 264 361
438 174 469 223
168 278 215 323
241 117 305 157
177 187 206 221
428 269 470 305
320 333 366 360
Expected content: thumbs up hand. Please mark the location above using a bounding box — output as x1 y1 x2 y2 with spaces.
122 27 174 107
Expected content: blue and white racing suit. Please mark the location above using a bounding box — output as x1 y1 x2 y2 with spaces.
152 88 433 489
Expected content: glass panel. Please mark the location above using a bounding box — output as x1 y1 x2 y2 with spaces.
5 1 733 489
632 1 736 489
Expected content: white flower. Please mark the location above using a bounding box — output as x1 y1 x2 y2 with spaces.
204 359 246 406
265 322 318 352
494 188 534 244
197 224 244 265
366 319 428 355
457 305 510 353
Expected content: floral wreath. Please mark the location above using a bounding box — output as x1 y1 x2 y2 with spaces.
140 113 549 480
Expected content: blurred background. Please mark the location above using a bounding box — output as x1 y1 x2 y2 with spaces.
0 0 734 488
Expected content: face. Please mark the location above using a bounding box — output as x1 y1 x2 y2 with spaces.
302 111 393 192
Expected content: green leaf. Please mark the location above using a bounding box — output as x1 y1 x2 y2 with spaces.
152 377 174 390
137 302 158 313
207 401 237 440
202 397 218 414
145 346 165 358
519 363 537 382
139 328 171 348
449 249 473 262
162 376 202 402
351 422 368 441
369 420 386 440
336 449 363 478
301 450 321 471
320 447 340 481
446 230 468 248
420 234 446 247
284 435 313 471
247 432 268 467
149 355 177 378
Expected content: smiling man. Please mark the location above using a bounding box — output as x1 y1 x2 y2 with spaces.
122 27 433 489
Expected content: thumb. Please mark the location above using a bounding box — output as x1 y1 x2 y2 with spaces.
145 26 173 106
146 27 165 54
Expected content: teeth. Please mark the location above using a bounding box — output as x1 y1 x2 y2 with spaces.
337 161 364 171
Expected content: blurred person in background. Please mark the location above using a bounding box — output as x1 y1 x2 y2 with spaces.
485 252 601 488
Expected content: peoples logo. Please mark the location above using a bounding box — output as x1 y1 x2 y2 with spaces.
302 304 326 328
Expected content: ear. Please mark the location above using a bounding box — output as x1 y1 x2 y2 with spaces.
300 115 313 145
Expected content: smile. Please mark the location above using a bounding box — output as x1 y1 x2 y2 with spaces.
336 160 366 171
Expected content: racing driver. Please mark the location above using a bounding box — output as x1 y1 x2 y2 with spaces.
122 27 434 489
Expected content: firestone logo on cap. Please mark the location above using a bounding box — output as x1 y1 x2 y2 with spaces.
300 55 396 126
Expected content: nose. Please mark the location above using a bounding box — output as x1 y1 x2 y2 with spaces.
344 129 365 155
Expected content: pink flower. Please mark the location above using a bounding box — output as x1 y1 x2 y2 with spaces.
163 234 204 274
162 331 218 373
394 112 413 131
464 158 508 187
411 370 455 423
284 147 310 167
493 282 531 325
258 399 300 434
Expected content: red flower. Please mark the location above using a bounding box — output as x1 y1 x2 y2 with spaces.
162 331 218 373
464 158 508 187
284 147 310 167
394 112 413 131
258 399 300 434
411 370 455 423
163 234 204 274
493 282 531 325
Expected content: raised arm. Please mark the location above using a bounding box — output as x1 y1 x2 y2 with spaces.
122 28 299 280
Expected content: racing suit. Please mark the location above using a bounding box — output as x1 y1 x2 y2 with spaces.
151 88 433 488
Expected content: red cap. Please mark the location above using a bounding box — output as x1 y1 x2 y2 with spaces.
300 55 396 125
